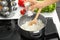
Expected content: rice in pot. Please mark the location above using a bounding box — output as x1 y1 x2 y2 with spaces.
20 20 45 32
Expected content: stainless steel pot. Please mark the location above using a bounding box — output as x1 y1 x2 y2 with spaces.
18 14 47 39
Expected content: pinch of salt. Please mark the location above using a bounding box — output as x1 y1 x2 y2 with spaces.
26 11 33 16
24 2 31 7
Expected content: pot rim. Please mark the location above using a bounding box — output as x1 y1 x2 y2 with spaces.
18 14 47 32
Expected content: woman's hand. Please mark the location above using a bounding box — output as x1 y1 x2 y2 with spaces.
29 2 45 11
25 0 45 11
25 0 59 12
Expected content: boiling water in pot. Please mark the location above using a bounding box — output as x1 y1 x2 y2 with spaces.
20 19 45 32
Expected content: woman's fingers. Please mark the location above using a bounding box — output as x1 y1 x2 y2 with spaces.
25 0 43 12
29 5 37 11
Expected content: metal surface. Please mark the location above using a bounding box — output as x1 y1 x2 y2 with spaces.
0 1 8 6
0 0 17 18
2 7 9 12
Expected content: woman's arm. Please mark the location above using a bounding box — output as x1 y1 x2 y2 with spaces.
42 0 59 7
26 0 59 11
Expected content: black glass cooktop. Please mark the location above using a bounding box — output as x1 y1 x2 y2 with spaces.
15 18 59 40
0 18 59 40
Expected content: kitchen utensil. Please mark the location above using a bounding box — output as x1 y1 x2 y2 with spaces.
2 7 9 12
3 12 10 16
0 1 8 6
10 0 15 1
11 7 17 11
11 1 16 6
29 9 42 26
18 14 47 39
0 0 17 18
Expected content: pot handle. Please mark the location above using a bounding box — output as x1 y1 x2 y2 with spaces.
31 32 42 38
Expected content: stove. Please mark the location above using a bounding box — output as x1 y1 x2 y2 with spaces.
16 18 59 40
0 18 59 40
